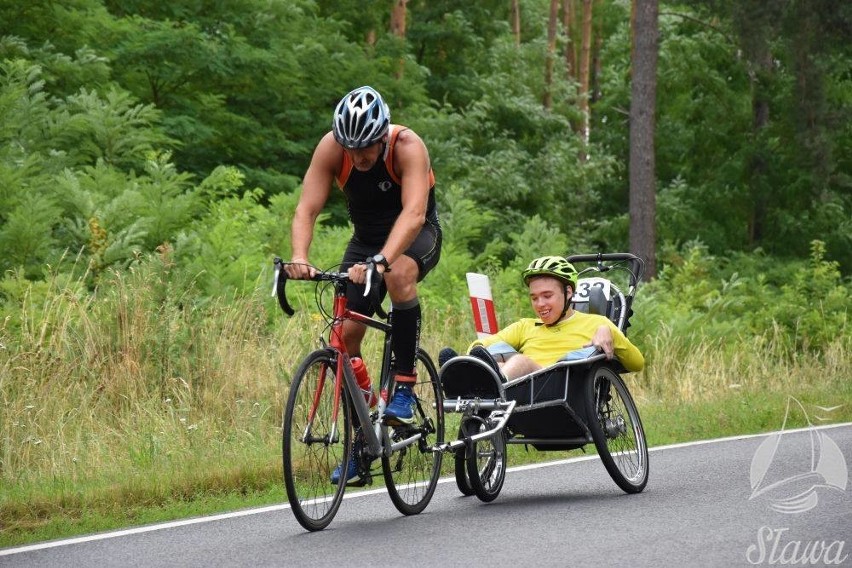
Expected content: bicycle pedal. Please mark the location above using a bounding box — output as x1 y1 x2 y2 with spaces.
382 415 407 427
390 424 419 438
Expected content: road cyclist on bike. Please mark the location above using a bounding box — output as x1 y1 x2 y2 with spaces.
284 86 442 484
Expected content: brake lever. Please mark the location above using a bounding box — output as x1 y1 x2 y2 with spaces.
362 259 388 319
271 261 281 297
364 261 375 298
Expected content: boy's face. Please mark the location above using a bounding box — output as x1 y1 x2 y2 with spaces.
528 276 572 325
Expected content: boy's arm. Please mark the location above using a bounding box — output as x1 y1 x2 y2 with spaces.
611 324 644 372
583 318 644 372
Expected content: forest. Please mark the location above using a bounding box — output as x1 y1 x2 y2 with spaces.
0 0 850 544
2 0 851 287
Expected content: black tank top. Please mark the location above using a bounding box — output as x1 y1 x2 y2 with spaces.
336 126 438 246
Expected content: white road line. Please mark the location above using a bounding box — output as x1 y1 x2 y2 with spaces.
2 421 849 556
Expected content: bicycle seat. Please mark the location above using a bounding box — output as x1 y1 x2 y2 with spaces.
573 285 608 317
440 356 505 400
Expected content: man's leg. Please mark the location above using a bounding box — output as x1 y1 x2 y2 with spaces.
339 239 375 359
383 254 420 373
342 320 367 358
381 223 441 425
383 256 421 424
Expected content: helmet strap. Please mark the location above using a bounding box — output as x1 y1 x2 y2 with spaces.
558 284 574 322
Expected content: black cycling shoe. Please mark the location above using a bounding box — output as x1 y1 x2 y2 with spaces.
469 345 502 378
438 347 458 367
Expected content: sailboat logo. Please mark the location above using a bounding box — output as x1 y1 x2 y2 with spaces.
749 397 848 514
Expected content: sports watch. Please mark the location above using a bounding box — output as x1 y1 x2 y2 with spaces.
371 254 391 271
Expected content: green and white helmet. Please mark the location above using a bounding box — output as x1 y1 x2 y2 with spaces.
522 255 578 291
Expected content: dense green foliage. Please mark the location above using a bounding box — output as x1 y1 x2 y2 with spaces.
3 0 850 287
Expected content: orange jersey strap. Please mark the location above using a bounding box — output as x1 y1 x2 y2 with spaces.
336 125 435 189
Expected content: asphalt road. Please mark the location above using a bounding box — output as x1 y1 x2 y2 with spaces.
3 424 851 568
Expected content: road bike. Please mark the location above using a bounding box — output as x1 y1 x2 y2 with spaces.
272 258 444 531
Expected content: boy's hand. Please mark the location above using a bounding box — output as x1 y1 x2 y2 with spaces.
585 325 614 359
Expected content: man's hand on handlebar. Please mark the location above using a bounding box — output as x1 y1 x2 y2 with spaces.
347 260 386 285
284 258 318 280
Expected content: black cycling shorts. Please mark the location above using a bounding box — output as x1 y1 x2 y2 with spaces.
341 221 442 315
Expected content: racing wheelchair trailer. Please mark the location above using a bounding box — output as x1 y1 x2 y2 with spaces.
434 252 649 502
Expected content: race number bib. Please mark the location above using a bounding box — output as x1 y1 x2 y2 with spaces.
573 277 611 302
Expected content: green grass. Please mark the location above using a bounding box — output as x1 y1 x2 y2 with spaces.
641 388 852 447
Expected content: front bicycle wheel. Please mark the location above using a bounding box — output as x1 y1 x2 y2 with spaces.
584 364 649 494
383 349 444 515
465 417 507 503
454 423 475 497
282 349 352 531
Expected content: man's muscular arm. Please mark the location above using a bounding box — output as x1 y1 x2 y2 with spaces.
376 129 432 266
285 133 340 279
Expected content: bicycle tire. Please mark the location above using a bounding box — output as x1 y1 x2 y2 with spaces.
583 364 649 494
382 349 445 515
465 417 507 503
454 424 475 497
282 349 352 531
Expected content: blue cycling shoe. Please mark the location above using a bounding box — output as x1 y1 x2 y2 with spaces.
384 385 416 425
330 453 359 485
330 435 370 485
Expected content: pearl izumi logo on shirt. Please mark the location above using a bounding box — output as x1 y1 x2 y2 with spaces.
378 181 393 192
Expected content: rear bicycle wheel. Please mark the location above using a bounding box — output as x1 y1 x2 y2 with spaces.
383 349 445 515
282 349 352 531
465 418 507 503
584 364 648 494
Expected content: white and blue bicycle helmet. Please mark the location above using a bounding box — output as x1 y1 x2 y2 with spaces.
332 86 390 149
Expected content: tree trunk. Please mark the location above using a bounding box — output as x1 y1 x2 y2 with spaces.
391 0 407 37
591 0 603 104
391 0 408 78
563 0 576 81
544 0 559 109
578 0 593 145
747 47 772 246
629 0 659 279
511 0 521 46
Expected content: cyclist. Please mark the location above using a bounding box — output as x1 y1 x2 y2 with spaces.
443 255 643 380
284 86 442 473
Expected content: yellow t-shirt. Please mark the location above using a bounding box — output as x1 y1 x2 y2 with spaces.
468 310 644 372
